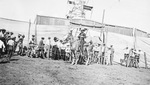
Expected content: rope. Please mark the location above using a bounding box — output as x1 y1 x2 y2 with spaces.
139 38 150 47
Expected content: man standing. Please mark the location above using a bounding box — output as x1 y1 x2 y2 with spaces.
98 44 102 64
65 30 73 47
101 44 105 64
110 45 115 65
7 37 15 61
86 41 94 65
126 48 134 67
38 37 45 59
123 47 129 60
45 37 51 59
52 37 59 60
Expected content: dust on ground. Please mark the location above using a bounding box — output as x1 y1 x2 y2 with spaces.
0 56 150 85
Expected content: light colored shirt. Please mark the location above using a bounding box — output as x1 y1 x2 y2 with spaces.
106 49 111 57
93 46 99 52
7 40 14 46
0 31 4 37
45 39 51 46
60 43 66 50
51 40 56 46
110 47 115 54
124 48 129 54
0 40 5 48
56 41 61 48
65 46 71 53
101 46 105 52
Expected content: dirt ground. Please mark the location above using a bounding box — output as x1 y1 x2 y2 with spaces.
0 56 150 85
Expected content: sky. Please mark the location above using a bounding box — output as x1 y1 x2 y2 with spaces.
0 0 150 33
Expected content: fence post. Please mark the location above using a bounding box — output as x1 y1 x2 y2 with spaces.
144 52 148 69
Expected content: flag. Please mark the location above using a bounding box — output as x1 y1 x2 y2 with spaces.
68 0 75 5
83 5 93 11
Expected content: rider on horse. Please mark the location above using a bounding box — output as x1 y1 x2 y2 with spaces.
65 30 73 46
78 28 87 55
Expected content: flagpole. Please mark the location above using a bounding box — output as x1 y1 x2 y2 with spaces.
35 15 37 45
133 28 136 50
101 9 107 65
102 9 105 44
90 9 93 19
28 19 31 47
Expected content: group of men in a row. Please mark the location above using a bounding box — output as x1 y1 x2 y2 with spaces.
122 47 143 67
29 35 71 61
85 41 115 65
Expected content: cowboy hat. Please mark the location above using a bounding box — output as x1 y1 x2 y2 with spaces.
41 37 44 39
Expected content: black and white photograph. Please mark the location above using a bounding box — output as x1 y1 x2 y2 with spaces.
0 0 150 85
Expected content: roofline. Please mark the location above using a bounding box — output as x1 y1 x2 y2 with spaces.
0 17 30 23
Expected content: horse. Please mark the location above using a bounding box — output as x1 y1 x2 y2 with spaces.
63 34 86 65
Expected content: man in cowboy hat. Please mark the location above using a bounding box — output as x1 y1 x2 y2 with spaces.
78 28 87 55
38 37 45 58
7 36 15 61
0 29 6 37
45 37 52 59
110 45 115 65
65 30 73 47
29 35 36 45
52 37 60 60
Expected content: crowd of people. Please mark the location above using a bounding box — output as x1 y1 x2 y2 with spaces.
0 29 26 62
121 47 143 68
0 28 142 67
28 28 115 66
27 28 142 67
